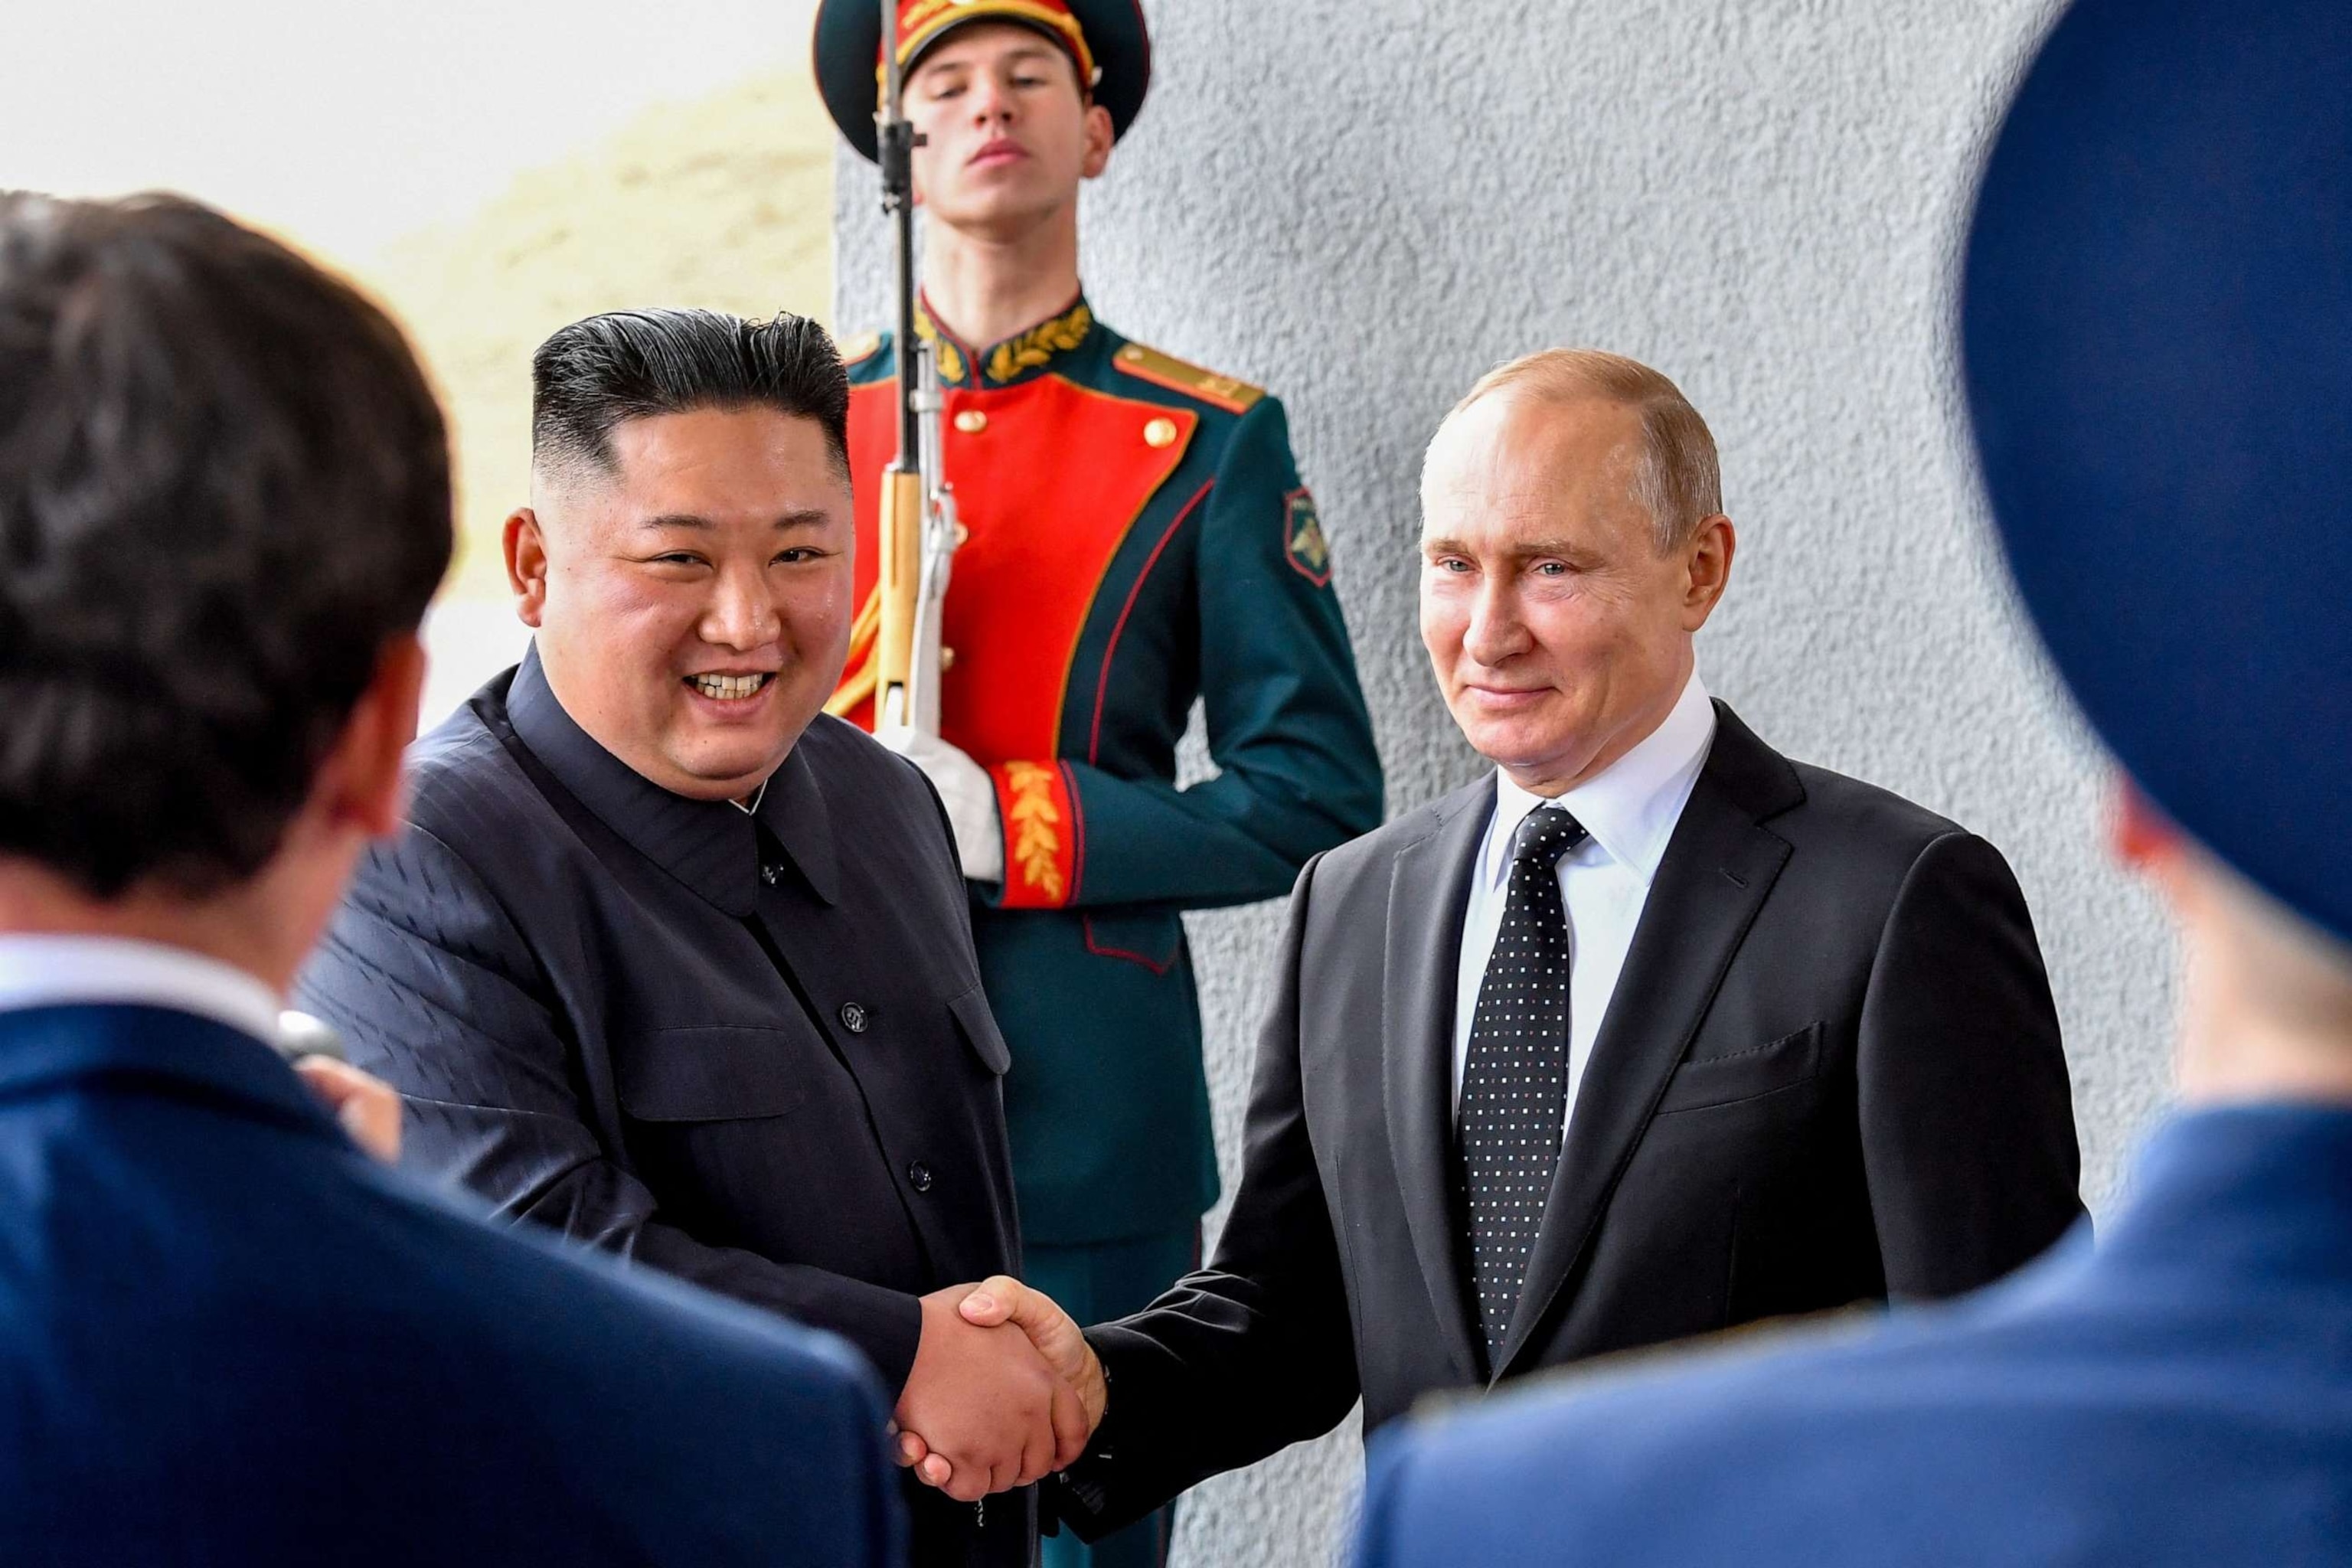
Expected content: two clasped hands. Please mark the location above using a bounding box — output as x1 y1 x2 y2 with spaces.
890 1278 1100 1502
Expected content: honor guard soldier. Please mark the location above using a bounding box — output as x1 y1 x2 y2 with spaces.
815 3 1383 1562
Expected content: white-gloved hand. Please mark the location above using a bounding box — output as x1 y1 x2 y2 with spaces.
877 725 1005 886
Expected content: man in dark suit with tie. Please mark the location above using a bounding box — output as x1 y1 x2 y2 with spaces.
897 348 2085 1528
0 191 898 1564
296 306 1080 1565
1351 3 2352 1560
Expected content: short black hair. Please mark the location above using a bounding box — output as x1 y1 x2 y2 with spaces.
0 192 452 898
530 308 851 482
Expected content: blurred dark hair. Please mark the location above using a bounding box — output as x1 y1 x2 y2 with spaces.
0 192 452 898
531 308 851 481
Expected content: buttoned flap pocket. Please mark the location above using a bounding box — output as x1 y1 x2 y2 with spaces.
1655 1022 1824 1116
617 1026 814 1122
1083 910 1184 974
947 985 1012 1076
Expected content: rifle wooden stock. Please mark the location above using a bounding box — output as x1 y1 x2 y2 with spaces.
873 465 924 728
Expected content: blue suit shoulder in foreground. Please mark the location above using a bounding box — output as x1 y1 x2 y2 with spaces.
0 1003 902 1567
1354 1105 2352 1568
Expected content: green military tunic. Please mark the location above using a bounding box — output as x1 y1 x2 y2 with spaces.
838 295 1383 1244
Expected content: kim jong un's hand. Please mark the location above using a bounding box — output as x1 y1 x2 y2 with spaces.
897 1276 1106 1492
291 1057 403 1164
894 1284 1089 1502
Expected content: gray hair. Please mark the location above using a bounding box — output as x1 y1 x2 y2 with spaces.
1438 348 1723 551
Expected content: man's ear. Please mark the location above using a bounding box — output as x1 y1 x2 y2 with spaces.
506 507 549 628
320 633 428 841
1679 514 1736 630
1080 101 1115 180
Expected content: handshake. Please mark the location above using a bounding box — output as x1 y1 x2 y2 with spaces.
891 1277 1104 1501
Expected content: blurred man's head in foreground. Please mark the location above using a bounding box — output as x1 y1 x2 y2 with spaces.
1964 0 2352 1090
0 192 450 985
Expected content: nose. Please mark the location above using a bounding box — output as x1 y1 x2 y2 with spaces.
969 71 1015 126
1461 577 1530 668
700 560 782 652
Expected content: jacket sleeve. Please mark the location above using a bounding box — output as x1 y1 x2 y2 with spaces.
984 395 1383 913
295 822 926 1392
1047 854 1364 1537
1856 830 2086 1297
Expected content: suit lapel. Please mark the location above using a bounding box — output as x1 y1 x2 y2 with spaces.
1382 776 1495 1387
1494 706 1803 1379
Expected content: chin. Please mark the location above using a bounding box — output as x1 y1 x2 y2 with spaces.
1466 720 1587 779
666 740 789 799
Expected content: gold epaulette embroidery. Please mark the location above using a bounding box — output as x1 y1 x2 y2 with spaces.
1112 341 1266 415
836 330 884 366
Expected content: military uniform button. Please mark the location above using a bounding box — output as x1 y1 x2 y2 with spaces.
906 1161 933 1192
953 409 988 434
840 1001 869 1034
1144 416 1178 448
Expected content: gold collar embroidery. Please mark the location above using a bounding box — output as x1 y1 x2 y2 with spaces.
983 301 1094 384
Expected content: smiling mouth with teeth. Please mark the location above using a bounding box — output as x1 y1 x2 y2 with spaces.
688 672 775 701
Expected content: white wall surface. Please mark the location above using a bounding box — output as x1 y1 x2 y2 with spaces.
837 3 2171 1561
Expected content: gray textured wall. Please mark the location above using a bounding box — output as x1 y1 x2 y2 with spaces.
835 3 2172 1560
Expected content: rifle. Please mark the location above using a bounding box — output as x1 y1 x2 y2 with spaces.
829 0 959 733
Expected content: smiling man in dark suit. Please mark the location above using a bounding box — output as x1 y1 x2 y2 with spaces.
296 308 1080 1567
896 347 2086 1530
1354 4 2352 1560
0 194 897 1566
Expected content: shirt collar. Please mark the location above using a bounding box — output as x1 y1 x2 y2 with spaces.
0 933 283 1045
916 290 1098 390
1482 668 1717 891
504 643 839 916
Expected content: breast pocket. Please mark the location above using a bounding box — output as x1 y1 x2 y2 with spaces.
947 985 1012 1075
616 1025 815 1122
1655 1022 1824 1116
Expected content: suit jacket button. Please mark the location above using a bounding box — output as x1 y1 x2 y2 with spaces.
760 864 782 887
907 1161 933 1192
840 1002 869 1034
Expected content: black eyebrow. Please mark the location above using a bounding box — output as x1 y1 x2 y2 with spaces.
635 510 831 532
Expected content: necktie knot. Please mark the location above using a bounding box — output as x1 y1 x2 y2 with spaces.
1509 805 1588 873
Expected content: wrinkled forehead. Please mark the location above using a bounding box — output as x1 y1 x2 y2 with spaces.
1420 392 1645 515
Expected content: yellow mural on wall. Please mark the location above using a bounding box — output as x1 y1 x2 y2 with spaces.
354 70 836 599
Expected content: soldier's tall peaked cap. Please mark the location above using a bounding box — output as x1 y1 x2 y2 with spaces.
814 0 1151 162
1964 0 2352 945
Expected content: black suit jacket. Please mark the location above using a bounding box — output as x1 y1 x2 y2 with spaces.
1057 703 2083 1534
298 650 1025 1566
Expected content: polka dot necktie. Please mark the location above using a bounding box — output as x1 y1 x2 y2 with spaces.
1459 803 1588 1368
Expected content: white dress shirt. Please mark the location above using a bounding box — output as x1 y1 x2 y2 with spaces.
0 933 282 1044
1452 670 1717 1135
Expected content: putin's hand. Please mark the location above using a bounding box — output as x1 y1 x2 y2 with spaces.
897 1276 1106 1491
894 1284 1089 1502
876 726 1005 885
